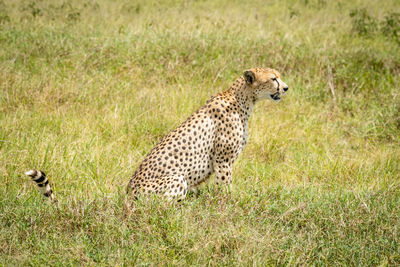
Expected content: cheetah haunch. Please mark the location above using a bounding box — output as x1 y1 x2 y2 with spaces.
26 68 289 202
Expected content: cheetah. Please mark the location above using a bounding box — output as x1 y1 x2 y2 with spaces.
26 68 289 202
126 67 288 200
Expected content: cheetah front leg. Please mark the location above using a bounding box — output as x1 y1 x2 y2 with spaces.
213 161 233 192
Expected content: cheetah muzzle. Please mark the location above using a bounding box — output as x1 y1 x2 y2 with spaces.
270 92 281 101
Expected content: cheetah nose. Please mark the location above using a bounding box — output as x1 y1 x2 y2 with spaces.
283 86 289 92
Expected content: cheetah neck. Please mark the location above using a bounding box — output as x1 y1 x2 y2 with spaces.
228 77 255 119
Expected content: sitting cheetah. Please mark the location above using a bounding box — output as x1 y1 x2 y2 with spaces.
125 67 288 200
26 68 288 202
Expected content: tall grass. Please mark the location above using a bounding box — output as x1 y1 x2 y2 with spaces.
1 0 399 265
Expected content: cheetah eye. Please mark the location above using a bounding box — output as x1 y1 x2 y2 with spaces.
271 77 277 81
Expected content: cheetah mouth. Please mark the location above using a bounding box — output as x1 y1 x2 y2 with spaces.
270 92 281 101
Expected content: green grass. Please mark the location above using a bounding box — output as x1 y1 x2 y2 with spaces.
1 0 400 265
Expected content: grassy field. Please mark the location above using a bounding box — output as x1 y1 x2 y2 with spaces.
1 0 400 265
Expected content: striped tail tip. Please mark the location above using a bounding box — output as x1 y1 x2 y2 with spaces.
25 169 37 177
25 169 57 202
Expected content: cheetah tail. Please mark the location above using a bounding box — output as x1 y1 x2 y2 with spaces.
25 169 57 203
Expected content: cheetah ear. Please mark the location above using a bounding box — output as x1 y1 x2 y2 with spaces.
244 70 255 85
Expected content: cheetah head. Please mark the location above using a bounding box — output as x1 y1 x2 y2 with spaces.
243 68 289 102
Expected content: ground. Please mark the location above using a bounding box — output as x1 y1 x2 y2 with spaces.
0 0 399 265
